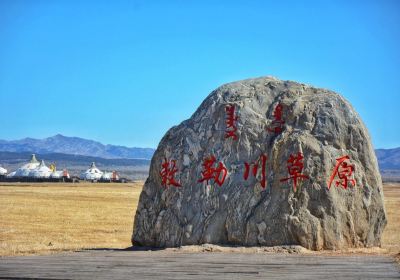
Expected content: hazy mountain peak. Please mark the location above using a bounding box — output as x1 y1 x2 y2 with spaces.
52 134 66 139
0 135 155 160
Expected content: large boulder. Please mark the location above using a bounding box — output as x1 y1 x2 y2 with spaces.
132 76 387 250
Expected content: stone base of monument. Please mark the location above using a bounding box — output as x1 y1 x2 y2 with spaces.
166 244 310 254
163 243 389 255
133 76 387 250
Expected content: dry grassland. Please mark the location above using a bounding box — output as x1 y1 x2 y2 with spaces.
381 183 400 256
0 182 142 256
0 182 399 257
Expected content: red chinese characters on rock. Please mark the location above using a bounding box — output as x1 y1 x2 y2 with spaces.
244 154 267 188
280 152 309 191
198 155 228 186
160 158 181 188
267 103 285 134
328 155 356 189
225 104 239 140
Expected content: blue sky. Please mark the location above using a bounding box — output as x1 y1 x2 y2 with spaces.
0 0 399 149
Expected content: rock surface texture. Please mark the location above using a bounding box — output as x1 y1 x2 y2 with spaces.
132 76 387 250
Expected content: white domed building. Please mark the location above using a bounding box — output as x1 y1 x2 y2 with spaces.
29 160 52 178
13 154 40 177
4 154 71 181
50 169 70 179
101 171 119 182
80 162 103 181
6 171 16 178
0 166 7 176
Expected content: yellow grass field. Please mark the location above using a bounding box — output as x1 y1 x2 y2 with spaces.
381 183 400 255
0 182 143 256
0 182 399 257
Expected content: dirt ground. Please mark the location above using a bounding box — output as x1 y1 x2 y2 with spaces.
0 182 399 260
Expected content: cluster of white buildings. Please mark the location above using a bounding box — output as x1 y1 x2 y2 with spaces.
4 154 69 179
79 162 119 181
0 154 119 182
0 166 7 176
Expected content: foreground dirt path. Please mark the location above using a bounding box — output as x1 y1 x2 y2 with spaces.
0 250 399 280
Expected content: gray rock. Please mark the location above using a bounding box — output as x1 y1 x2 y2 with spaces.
132 76 387 250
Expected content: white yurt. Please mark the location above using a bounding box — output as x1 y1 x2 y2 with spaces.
80 162 103 180
101 171 119 181
0 166 7 176
13 154 40 177
6 171 16 178
29 160 52 178
50 169 70 179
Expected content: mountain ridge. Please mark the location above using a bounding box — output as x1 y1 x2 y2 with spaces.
375 147 400 170
0 134 155 160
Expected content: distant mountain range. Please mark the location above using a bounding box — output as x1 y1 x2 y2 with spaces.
375 147 400 170
0 134 155 160
0 151 150 167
